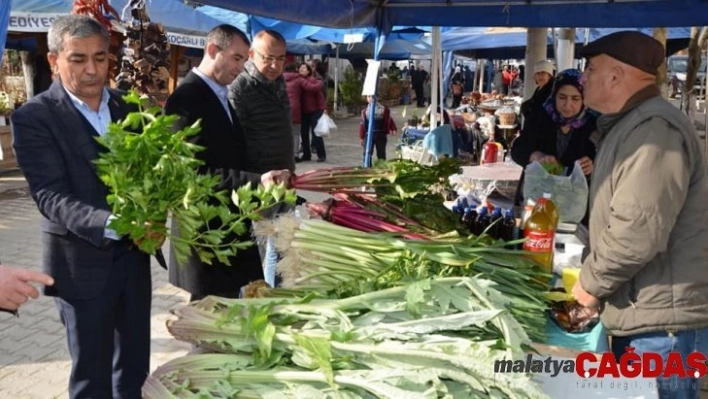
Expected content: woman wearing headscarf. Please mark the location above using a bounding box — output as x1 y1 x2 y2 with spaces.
450 66 465 108
520 60 555 124
511 68 598 178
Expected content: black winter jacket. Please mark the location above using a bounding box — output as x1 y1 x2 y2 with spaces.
229 62 295 174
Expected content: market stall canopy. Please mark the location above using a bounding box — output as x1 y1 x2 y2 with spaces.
195 5 428 42
442 27 692 57
193 0 708 28
0 2 8 64
7 0 224 48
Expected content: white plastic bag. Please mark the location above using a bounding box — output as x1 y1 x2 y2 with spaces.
314 115 330 138
523 161 588 224
323 113 337 131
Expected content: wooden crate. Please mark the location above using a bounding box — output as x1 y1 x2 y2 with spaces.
0 124 18 170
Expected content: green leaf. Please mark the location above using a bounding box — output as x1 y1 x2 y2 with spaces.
293 333 335 386
404 279 430 317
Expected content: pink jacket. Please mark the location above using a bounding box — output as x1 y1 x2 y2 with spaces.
301 76 325 115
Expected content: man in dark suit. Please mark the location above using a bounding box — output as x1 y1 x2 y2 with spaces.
164 24 290 301
11 15 157 399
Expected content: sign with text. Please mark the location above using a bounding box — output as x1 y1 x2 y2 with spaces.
362 60 381 96
9 12 206 49
9 13 60 32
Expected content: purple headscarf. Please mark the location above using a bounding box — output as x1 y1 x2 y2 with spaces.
543 68 596 130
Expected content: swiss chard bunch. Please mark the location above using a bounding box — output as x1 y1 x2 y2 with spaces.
94 91 295 265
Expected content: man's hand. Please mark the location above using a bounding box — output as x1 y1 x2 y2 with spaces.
360 138 365 147
578 156 594 176
262 170 292 188
389 130 397 136
0 265 54 311
572 280 601 310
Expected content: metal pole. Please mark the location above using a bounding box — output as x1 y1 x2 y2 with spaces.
334 45 339 114
363 34 383 167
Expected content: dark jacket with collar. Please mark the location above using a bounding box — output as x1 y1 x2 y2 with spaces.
11 79 149 299
229 61 295 174
511 105 597 173
164 70 264 298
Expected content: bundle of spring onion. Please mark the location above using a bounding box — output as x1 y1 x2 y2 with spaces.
145 277 549 399
254 215 550 342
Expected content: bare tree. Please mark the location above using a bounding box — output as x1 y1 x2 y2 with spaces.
653 28 668 98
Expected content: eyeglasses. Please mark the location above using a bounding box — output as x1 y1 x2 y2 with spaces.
254 49 286 65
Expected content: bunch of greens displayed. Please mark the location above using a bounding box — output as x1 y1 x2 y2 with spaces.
254 215 550 342
144 277 549 399
305 192 436 240
94 91 295 265
293 159 465 234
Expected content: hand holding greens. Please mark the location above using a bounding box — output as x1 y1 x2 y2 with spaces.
94 91 295 265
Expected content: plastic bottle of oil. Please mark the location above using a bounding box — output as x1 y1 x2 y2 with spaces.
540 193 559 228
522 199 556 274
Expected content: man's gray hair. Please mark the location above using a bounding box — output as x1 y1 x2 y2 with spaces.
48 15 109 54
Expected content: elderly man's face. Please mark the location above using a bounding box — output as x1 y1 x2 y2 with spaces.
48 33 109 107
581 55 615 113
250 34 287 81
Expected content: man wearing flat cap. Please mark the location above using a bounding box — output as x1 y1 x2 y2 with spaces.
572 31 708 399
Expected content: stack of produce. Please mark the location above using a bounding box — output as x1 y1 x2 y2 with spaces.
144 158 553 398
144 277 549 399
115 2 171 100
255 215 549 342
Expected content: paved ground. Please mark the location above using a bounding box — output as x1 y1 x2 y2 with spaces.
0 106 408 398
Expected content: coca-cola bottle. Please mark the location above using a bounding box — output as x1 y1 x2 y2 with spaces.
523 201 555 274
481 135 501 164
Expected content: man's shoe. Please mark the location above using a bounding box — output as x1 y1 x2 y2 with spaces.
316 158 326 163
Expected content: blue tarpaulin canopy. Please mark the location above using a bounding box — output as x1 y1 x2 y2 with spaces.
0 1 9 64
7 0 225 48
191 0 708 29
441 27 693 58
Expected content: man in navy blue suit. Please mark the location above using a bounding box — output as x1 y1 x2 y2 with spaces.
12 15 157 398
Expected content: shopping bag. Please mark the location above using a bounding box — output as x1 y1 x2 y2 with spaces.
523 161 588 224
314 115 330 138
322 113 337 131
545 317 609 353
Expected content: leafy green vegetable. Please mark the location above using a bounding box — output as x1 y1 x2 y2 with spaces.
94 90 296 265
541 161 564 176
150 277 549 399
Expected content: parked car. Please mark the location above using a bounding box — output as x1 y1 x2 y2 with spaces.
667 55 707 98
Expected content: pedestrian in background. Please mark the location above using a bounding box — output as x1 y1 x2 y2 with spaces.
359 95 397 161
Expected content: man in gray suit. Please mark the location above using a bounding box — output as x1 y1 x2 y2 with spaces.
12 15 157 399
